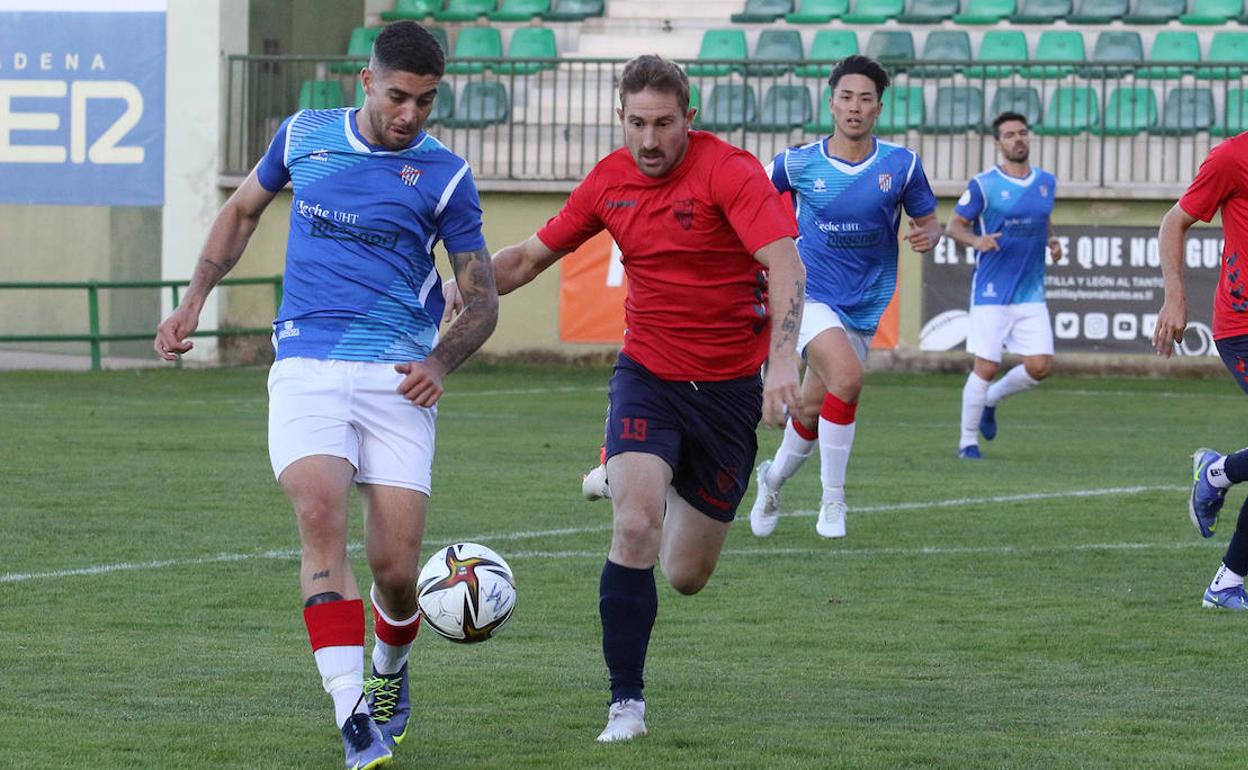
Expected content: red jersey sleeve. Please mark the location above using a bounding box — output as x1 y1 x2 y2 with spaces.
711 150 799 255
536 168 605 253
1180 140 1238 223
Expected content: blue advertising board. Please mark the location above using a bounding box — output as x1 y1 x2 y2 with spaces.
0 1 165 205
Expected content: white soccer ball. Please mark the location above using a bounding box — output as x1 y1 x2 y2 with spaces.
416 542 516 643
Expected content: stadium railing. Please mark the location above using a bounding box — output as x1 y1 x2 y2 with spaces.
0 277 283 371
223 54 1247 194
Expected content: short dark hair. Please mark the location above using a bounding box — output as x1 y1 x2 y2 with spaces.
618 54 690 113
992 111 1029 138
370 21 445 77
828 55 890 99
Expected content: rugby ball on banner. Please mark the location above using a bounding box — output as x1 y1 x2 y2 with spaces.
416 542 516 643
919 309 969 351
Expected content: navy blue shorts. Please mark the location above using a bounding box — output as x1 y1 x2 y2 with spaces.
604 354 763 522
1216 334 1248 394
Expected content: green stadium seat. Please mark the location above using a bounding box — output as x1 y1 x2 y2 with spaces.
1036 86 1099 135
689 83 701 116
542 0 604 19
428 26 450 55
1028 31 1084 79
1077 31 1143 78
806 85 836 132
1152 86 1214 134
953 0 1015 24
755 85 814 131
1011 0 1071 23
1138 31 1200 79
877 85 925 134
1068 0 1127 22
688 29 747 76
732 0 794 22
897 0 959 22
381 0 439 20
1214 88 1248 136
331 26 383 74
700 84 758 131
490 0 549 20
986 85 1042 129
865 30 915 66
497 27 557 74
1098 86 1157 134
843 0 904 22
966 30 1028 79
795 30 859 77
299 80 345 109
1123 0 1183 22
355 80 365 107
1197 32 1248 79
924 85 983 132
748 29 804 76
1179 0 1243 24
447 27 503 74
434 0 494 20
786 0 850 21
913 30 971 77
444 81 508 127
428 82 456 124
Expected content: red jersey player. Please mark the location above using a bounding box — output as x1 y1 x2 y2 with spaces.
1153 131 1248 609
479 55 804 741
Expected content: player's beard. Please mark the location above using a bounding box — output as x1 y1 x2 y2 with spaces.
1007 145 1029 163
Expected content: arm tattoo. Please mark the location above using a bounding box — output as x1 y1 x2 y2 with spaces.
776 281 801 349
429 247 499 373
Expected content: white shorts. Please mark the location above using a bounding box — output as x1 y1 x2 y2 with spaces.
267 357 437 493
797 299 873 364
966 302 1054 363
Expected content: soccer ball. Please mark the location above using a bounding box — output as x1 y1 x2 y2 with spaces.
416 542 516 643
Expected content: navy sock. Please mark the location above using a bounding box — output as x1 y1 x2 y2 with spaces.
1224 497 1248 576
1225 448 1248 485
599 559 657 703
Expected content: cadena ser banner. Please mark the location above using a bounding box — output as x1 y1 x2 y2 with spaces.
0 1 166 205
921 225 1223 356
559 231 901 349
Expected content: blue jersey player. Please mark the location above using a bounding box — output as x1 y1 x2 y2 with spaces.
749 55 941 540
945 111 1064 460
154 22 498 770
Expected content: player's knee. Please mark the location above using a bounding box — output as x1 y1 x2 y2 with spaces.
664 565 711 595
370 561 418 596
1025 360 1051 380
611 510 662 554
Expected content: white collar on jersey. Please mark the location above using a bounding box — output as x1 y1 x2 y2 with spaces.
818 137 880 175
992 165 1037 186
343 109 428 154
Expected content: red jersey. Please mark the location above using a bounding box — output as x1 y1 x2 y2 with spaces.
537 131 797 380
1179 132 1248 340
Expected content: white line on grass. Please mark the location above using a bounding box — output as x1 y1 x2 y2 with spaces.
0 484 1189 584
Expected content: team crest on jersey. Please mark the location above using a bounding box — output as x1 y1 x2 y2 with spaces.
878 174 892 193
1039 184 1049 198
674 198 695 230
399 164 422 187
813 177 827 192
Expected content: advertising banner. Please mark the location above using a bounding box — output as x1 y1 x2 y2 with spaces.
0 0 166 205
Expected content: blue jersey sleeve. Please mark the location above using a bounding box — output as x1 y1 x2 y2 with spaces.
953 178 985 222
255 114 294 192
901 154 938 218
437 164 487 254
768 150 792 194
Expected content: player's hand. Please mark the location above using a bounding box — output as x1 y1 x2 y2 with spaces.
441 278 464 324
1048 237 1064 263
1151 298 1188 358
904 218 936 253
762 351 801 428
154 304 200 361
394 359 449 407
976 232 1002 252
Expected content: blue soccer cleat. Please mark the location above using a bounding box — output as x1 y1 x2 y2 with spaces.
1189 448 1227 538
979 405 997 441
341 713 392 770
365 664 410 748
1202 584 1248 610
958 445 982 460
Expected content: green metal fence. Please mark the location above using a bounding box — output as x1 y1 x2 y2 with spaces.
0 276 283 371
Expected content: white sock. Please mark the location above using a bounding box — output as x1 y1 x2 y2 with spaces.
817 417 855 505
985 365 1039 407
1211 563 1245 591
764 420 817 489
370 585 421 676
1207 456 1232 489
314 645 367 728
960 373 990 448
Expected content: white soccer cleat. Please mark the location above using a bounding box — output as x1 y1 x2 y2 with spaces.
581 464 611 501
749 460 782 537
816 500 847 539
596 698 647 743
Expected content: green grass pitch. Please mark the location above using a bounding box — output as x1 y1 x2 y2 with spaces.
3 363 1247 768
